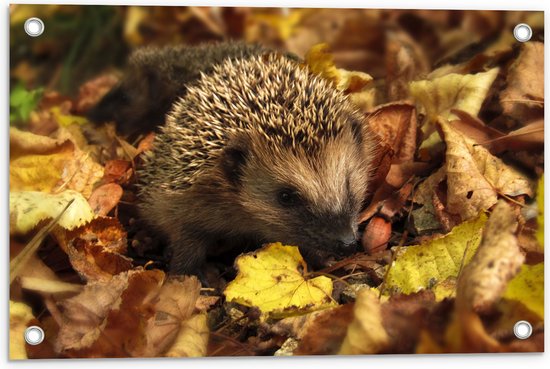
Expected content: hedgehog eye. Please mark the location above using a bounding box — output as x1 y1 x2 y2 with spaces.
277 188 302 207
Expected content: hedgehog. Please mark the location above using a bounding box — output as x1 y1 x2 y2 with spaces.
87 42 271 136
133 46 378 275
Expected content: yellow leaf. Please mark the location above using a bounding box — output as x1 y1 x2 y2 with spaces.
385 213 487 295
9 300 35 360
432 277 457 301
10 132 74 193
338 288 388 354
536 176 544 249
10 190 95 234
410 68 499 124
10 128 104 197
247 10 307 41
164 314 209 357
306 43 373 92
224 243 336 319
503 263 544 319
50 106 89 127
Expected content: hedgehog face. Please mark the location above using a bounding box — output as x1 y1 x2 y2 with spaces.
224 126 373 264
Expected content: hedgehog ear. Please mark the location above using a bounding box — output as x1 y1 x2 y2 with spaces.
221 139 249 187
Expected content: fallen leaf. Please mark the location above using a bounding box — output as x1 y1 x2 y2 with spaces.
20 277 83 295
421 201 530 354
164 314 209 357
10 190 95 235
88 183 123 216
224 243 336 320
136 132 156 154
478 119 544 153
449 109 505 146
380 291 437 353
52 217 131 281
410 68 499 124
338 288 389 354
293 305 354 355
9 300 35 360
500 41 544 122
431 277 458 301
385 30 429 101
456 200 524 314
75 74 119 114
101 160 133 184
385 213 487 295
366 102 417 163
50 106 89 127
502 263 544 319
305 43 376 110
438 119 534 220
54 269 205 357
10 127 104 198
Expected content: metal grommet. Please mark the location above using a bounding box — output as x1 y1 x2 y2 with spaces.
513 320 532 340
513 23 532 42
24 326 45 345
24 17 45 37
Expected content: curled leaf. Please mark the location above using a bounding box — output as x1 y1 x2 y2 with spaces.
456 201 524 314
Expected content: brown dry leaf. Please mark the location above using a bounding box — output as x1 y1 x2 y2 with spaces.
456 200 524 314
143 276 206 357
136 132 156 154
291 305 354 355
101 159 133 185
411 167 449 233
9 300 36 360
10 127 103 198
438 119 533 221
381 291 436 354
338 288 389 355
54 269 164 357
52 217 132 282
481 119 544 153
54 269 205 358
88 183 123 216
361 139 393 207
450 109 543 154
75 74 119 114
360 163 429 223
450 109 505 146
500 41 544 122
366 103 417 163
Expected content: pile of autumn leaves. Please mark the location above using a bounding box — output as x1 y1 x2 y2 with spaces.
10 39 544 358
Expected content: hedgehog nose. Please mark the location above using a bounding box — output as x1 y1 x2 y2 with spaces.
337 231 359 253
